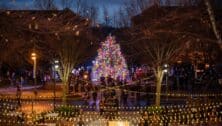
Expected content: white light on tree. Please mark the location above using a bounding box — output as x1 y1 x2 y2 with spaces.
55 65 59 69
91 35 129 81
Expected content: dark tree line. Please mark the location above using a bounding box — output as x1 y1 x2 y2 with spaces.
2 0 219 28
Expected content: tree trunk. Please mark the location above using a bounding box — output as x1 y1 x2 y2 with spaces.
204 0 222 49
62 81 68 105
155 66 164 106
60 63 71 105
155 77 161 106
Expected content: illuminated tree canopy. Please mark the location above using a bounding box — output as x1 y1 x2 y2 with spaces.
91 35 129 81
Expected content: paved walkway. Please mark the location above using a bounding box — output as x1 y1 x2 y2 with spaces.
0 85 63 98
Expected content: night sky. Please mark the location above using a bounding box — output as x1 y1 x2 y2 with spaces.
0 0 127 22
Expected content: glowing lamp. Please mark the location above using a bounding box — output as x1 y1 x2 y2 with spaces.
31 52 36 57
163 69 168 73
31 57 36 60
205 64 210 69
54 65 59 69
83 74 88 80
31 52 36 60
54 60 59 64
177 60 182 64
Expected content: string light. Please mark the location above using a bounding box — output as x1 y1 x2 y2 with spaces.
75 31 79 36
6 11 10 15
91 35 129 81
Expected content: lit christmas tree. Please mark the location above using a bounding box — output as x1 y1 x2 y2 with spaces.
91 35 129 81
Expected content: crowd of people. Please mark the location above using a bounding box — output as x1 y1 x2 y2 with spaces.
0 68 51 88
1 62 220 91
169 63 221 91
64 63 222 113
0 63 221 109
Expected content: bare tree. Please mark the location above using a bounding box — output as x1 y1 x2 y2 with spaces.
74 1 98 26
75 0 82 13
116 0 150 28
124 0 151 17
124 0 140 17
87 5 98 26
140 40 182 106
61 0 73 9
204 0 222 49
114 7 131 27
103 6 110 26
129 25 184 105
34 0 57 10
112 14 118 28
137 0 150 10
55 35 92 104
79 2 89 17
149 0 161 6
76 0 90 17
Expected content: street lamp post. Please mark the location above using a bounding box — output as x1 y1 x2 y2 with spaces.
31 52 37 114
31 53 37 87
83 72 88 100
83 73 88 80
83 72 88 91
53 60 59 110
163 64 169 101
